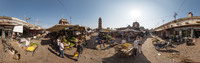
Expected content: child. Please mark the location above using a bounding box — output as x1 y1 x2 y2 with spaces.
76 42 83 61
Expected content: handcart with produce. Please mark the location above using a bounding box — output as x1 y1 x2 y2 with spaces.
114 43 134 57
25 43 38 56
152 38 159 43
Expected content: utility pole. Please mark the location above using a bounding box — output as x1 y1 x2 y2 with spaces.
162 20 165 24
174 12 177 20
70 16 72 24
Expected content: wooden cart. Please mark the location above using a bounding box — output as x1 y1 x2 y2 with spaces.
114 44 134 57
25 45 38 56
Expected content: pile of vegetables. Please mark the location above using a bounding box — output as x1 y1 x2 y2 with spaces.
30 43 38 46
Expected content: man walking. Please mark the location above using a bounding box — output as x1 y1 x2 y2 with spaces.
59 41 64 58
133 37 139 56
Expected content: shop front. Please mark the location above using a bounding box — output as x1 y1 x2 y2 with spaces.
0 26 14 38
194 29 200 38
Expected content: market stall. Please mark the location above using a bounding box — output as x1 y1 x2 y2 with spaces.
16 38 38 56
99 29 113 44
46 24 87 49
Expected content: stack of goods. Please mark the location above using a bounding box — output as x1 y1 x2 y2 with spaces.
114 44 128 51
69 37 78 42
68 37 78 46
152 38 159 42
64 41 75 49
114 43 132 50
114 43 133 57
7 48 15 55
124 43 131 46
64 42 70 49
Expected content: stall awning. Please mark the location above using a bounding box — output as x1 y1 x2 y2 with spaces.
46 24 85 32
100 29 113 32
121 29 141 32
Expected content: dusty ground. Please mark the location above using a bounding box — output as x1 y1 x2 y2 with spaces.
151 35 200 63
0 33 200 63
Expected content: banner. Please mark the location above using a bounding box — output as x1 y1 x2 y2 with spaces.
13 26 23 33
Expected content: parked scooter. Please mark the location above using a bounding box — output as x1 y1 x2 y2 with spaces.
155 42 168 50
186 38 195 46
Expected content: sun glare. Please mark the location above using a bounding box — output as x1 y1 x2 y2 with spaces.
130 10 142 19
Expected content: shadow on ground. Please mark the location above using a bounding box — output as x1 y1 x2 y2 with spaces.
84 35 98 50
46 39 77 61
41 40 51 45
102 52 151 63
64 53 77 61
48 48 58 56
156 49 179 53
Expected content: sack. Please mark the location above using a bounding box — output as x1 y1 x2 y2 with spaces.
13 54 20 60
98 40 101 44
74 52 78 57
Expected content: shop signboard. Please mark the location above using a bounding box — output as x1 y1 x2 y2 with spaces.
13 26 23 33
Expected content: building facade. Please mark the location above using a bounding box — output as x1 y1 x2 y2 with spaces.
153 12 200 38
116 21 141 31
0 16 40 38
59 19 69 25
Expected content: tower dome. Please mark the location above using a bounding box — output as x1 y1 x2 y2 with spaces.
133 21 140 28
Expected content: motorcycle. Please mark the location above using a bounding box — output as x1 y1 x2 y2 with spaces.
155 42 168 50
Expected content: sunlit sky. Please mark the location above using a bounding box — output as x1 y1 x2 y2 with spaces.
0 0 200 29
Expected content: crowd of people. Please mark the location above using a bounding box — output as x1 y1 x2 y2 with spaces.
55 35 85 61
117 31 145 56
46 30 87 61
49 30 146 60
97 33 111 49
97 31 145 57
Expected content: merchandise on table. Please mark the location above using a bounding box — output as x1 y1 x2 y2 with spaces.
70 43 75 47
26 44 38 51
26 46 35 51
30 43 38 46
124 43 131 47
63 39 67 42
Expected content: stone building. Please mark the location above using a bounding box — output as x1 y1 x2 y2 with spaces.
116 21 141 31
98 17 102 30
59 19 69 25
153 12 200 38
0 16 40 38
